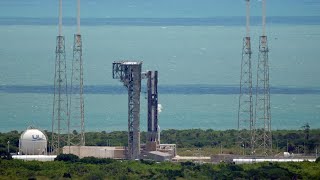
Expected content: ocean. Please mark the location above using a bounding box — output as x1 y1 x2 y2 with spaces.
0 1 320 132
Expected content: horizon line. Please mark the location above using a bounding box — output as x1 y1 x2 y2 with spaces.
0 16 319 26
0 84 319 95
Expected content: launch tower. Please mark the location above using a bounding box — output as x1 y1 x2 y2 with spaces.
112 61 142 159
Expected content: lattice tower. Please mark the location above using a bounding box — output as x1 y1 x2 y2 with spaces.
254 0 272 156
69 34 85 147
237 0 254 155
68 0 85 147
51 0 68 155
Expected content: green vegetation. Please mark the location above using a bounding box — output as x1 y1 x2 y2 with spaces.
1 128 320 155
1 129 319 179
0 130 20 155
55 154 116 164
54 153 79 163
66 128 320 155
0 158 319 179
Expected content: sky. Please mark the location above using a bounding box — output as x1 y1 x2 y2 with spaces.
0 0 319 18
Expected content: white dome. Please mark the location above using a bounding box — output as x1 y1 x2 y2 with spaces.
20 128 47 155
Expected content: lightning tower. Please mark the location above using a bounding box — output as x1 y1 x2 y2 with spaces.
254 0 272 156
69 0 85 147
237 0 254 155
51 0 69 154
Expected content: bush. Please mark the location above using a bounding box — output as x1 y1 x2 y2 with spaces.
54 154 79 162
0 149 12 160
316 157 320 163
80 157 115 164
181 161 196 167
140 159 155 165
84 170 105 180
63 172 72 178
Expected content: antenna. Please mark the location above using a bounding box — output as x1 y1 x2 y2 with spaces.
59 0 62 35
246 0 250 37
262 0 266 36
77 0 81 34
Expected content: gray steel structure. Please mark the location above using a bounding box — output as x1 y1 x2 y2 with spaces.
146 71 159 149
112 61 142 159
52 36 69 154
254 0 272 156
237 0 254 155
69 34 85 147
51 0 68 155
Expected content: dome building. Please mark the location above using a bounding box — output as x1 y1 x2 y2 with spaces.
19 128 47 155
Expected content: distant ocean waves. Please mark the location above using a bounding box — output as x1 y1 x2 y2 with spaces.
0 85 319 95
0 16 320 26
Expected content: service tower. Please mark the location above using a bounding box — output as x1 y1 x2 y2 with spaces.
112 61 142 159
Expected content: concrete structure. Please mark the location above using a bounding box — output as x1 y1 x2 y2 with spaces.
19 128 47 155
173 156 211 162
12 155 57 161
145 151 172 162
63 144 176 161
158 144 177 157
211 154 237 163
233 158 316 164
63 146 126 159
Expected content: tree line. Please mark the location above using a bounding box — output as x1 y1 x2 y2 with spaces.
1 128 320 156
0 155 319 179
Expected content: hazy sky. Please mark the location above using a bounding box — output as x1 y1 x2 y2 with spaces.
0 0 319 18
